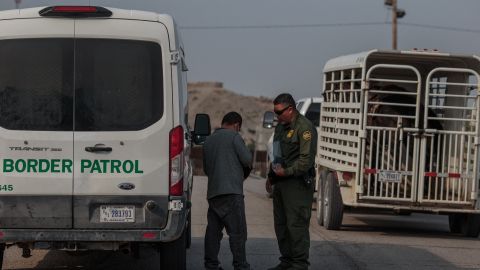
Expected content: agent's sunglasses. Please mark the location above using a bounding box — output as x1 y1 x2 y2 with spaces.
274 106 291 116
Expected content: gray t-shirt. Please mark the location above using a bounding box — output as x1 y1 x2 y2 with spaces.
203 128 252 199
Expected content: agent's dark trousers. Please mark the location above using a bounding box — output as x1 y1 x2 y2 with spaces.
273 178 314 270
204 194 250 270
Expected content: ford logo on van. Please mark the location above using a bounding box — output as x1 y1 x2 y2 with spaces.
118 183 135 190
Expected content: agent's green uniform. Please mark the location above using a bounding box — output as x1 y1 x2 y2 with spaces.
272 113 317 270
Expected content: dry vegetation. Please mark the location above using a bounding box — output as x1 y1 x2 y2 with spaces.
188 82 273 148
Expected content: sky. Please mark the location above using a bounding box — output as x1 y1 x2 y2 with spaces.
1 0 479 100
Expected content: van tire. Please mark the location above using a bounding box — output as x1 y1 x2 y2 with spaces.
458 214 480 237
323 171 343 230
131 243 140 259
160 230 187 270
316 170 328 226
0 243 5 270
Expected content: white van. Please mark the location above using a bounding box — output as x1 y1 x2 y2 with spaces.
0 6 210 269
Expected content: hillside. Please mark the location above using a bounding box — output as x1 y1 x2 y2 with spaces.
188 82 273 149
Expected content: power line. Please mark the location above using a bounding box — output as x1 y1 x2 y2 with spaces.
180 22 387 30
400 22 480 34
180 21 480 34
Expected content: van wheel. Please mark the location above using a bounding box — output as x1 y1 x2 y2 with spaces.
458 214 480 237
160 230 187 270
323 171 343 230
65 250 92 256
316 170 328 226
186 211 192 249
131 243 140 259
0 243 5 270
448 214 462 234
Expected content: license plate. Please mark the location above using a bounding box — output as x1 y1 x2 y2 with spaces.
378 171 402 183
100 205 135 223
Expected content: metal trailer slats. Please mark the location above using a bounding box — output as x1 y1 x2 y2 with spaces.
319 53 480 211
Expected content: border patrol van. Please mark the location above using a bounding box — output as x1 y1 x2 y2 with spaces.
0 6 210 269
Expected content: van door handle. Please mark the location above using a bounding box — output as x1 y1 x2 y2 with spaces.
85 144 112 153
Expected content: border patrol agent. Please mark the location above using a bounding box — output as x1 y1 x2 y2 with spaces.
266 93 317 270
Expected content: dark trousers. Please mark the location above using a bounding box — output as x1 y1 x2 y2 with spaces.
273 178 314 270
204 194 250 270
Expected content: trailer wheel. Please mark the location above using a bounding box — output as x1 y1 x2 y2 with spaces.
0 243 5 270
459 214 480 238
323 171 343 230
448 214 462 234
160 229 187 270
316 170 328 226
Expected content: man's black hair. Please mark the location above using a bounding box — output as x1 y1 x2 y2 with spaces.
273 93 296 107
222 111 242 126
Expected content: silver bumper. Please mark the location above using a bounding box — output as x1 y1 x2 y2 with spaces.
0 209 187 243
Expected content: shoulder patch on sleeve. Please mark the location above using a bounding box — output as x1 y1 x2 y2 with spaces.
303 130 312 141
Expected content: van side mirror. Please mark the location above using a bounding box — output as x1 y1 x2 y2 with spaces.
193 113 211 145
263 111 276 129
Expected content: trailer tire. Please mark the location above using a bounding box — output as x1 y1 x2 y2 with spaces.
316 170 328 226
323 171 343 230
459 214 480 238
448 214 462 234
186 211 192 249
160 229 187 270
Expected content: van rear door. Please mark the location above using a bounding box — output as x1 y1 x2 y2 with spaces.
0 19 74 228
72 19 173 229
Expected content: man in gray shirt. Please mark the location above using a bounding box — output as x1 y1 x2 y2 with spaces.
203 111 252 270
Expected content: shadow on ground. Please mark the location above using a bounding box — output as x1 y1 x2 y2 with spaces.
4 237 462 270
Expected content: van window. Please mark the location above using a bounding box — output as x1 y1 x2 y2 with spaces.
75 39 163 131
0 39 163 132
305 103 321 127
0 39 74 131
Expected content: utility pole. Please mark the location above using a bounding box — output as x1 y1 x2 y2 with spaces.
391 0 398 50
385 0 405 50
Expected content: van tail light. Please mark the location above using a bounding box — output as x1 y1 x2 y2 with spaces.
169 126 184 196
39 6 113 17
142 232 157 239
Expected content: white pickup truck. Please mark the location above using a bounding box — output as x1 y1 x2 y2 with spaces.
263 97 323 193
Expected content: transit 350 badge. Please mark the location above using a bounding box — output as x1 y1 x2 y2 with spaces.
287 130 295 138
